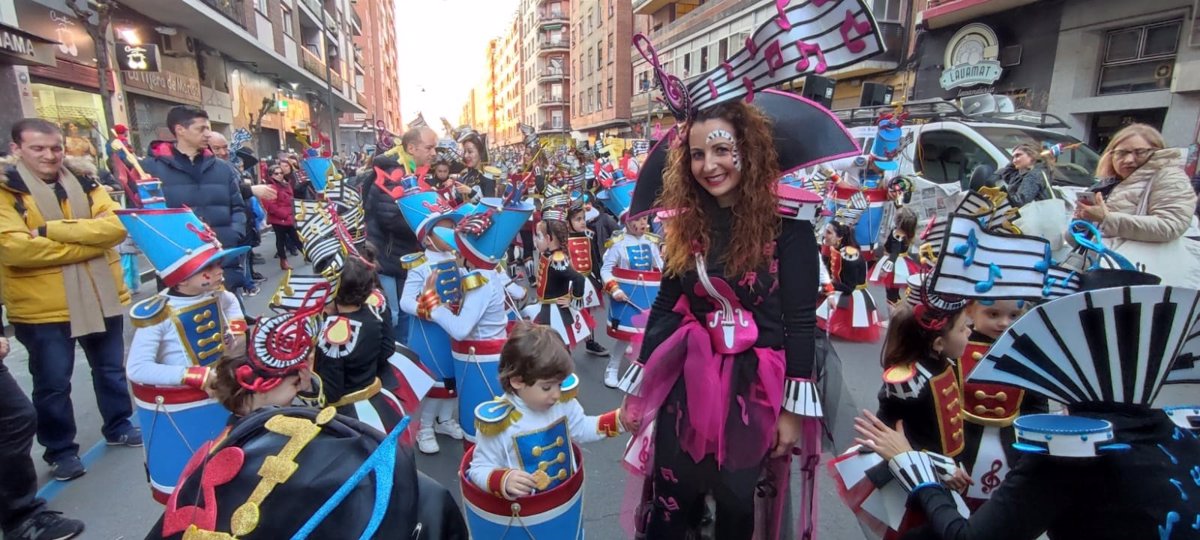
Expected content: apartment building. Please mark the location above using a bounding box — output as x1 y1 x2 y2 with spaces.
570 0 634 139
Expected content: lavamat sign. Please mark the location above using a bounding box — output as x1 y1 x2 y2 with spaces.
940 23 1003 91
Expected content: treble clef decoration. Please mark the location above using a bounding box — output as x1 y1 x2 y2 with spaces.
980 459 1003 494
633 34 690 119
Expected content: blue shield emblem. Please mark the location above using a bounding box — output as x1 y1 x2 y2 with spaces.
513 416 573 492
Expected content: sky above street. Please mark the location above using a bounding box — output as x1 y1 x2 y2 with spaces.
395 0 521 132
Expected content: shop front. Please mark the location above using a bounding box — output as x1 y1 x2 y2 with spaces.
911 3 1064 111
0 18 58 136
123 64 204 151
14 0 112 164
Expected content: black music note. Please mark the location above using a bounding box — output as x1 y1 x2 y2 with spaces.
839 9 873 54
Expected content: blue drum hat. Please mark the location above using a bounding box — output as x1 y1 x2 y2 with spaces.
455 197 535 268
116 208 250 288
869 113 905 171
597 179 636 220
397 190 476 244
302 156 334 192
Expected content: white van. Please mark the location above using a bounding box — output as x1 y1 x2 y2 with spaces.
827 98 1102 213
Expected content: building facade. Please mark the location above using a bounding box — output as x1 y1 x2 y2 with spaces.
519 0 571 144
339 0 402 152
570 0 634 140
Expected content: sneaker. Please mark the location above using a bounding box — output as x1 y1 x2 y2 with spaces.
585 339 608 357
106 428 143 447
434 419 465 440
50 456 85 482
251 271 266 283
604 365 620 388
416 428 440 454
6 510 84 540
244 287 261 298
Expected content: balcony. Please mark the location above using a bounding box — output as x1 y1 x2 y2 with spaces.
918 0 1039 29
538 121 569 134
539 10 567 24
539 40 569 53
538 95 567 107
356 91 368 108
538 68 567 82
350 9 363 36
633 0 695 16
301 47 325 79
202 0 246 29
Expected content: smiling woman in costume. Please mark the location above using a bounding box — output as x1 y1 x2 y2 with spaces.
617 99 822 539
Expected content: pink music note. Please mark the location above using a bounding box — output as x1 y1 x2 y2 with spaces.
721 61 735 81
660 467 680 483
812 0 832 5
794 40 828 73
745 36 760 58
763 40 785 77
840 9 872 54
774 0 792 31
741 77 756 102
707 79 719 99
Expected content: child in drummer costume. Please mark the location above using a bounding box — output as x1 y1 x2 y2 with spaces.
532 184 593 349
827 273 975 540
599 213 663 388
869 206 920 307
853 276 1200 539
817 215 883 342
415 195 533 448
463 323 623 539
567 204 608 357
118 207 249 503
397 188 475 454
302 255 407 435
954 298 1047 509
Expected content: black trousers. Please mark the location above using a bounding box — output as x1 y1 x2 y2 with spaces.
271 224 303 259
0 363 44 533
644 389 763 539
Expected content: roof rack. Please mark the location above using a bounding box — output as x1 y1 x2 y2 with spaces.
833 99 1070 130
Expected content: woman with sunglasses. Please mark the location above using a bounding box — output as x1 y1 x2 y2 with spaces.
260 165 305 270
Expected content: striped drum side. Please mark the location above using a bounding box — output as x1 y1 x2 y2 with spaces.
460 444 585 540
132 383 228 504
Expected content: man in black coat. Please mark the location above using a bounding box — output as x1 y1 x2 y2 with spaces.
360 126 438 342
141 106 248 299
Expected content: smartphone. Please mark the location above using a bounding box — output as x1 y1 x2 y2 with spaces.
1076 191 1095 205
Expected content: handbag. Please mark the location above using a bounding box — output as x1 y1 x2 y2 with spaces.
1102 177 1200 287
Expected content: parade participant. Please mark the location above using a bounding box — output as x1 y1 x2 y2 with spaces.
854 282 1200 540
464 324 623 539
148 302 469 540
599 213 663 388
119 207 249 502
397 189 474 453
532 185 592 349
869 206 920 306
956 298 1047 508
566 204 607 356
431 159 474 206
817 216 883 342
261 165 304 270
828 273 973 539
617 100 822 539
302 254 407 435
457 129 496 199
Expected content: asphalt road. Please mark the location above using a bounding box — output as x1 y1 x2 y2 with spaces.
3 236 1194 540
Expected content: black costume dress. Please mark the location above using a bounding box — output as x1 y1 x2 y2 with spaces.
533 250 592 348
310 307 406 435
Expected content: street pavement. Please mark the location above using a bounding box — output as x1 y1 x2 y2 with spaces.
3 235 1195 540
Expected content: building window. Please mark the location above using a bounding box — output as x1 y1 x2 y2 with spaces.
719 39 728 62
609 0 614 17
597 43 603 69
596 83 602 111
588 88 594 112
871 0 903 23
700 45 709 72
607 77 614 107
281 6 294 36
682 52 691 77
608 34 614 65
1098 19 1182 95
254 0 268 15
588 48 593 74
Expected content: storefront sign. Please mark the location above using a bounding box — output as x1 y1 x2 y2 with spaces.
14 0 96 67
123 70 202 104
940 23 1003 91
116 42 160 72
0 23 57 67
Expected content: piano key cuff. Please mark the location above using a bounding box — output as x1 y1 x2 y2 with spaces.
617 361 644 396
782 378 823 417
888 451 941 493
926 451 958 482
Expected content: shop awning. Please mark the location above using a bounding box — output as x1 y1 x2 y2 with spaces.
0 22 57 67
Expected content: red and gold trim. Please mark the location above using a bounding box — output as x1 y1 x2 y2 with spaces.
417 290 441 320
228 319 248 335
597 409 622 437
487 468 513 499
603 280 621 295
929 367 965 457
180 366 211 391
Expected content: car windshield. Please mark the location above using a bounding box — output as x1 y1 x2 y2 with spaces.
975 126 1101 187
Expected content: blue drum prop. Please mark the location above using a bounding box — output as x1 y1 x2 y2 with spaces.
833 184 889 259
461 443 585 540
132 383 228 504
608 267 661 341
456 197 535 268
1012 414 1131 457
451 338 505 443
407 318 456 399
597 180 636 220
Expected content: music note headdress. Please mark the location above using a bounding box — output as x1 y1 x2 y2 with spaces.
541 183 572 224
240 282 328 392
903 273 969 331
627 0 886 220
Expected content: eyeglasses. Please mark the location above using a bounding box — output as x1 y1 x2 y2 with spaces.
1112 148 1154 161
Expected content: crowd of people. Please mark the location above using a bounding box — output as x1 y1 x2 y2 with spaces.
0 26 1199 540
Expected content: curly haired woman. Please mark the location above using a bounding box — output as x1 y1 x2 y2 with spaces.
617 101 821 539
